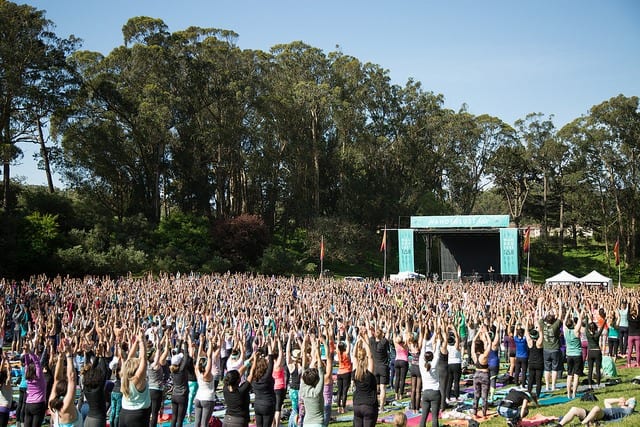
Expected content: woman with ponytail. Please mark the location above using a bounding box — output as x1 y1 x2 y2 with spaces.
24 339 48 427
48 340 82 427
352 333 377 427
120 333 151 427
419 318 444 427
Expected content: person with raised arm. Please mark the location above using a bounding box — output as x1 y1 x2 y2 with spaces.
23 337 48 427
335 331 352 415
251 336 276 427
148 331 170 427
418 315 443 427
352 333 377 427
471 325 491 418
525 315 544 399
272 332 286 427
48 340 82 427
300 334 325 427
286 330 303 427
563 307 584 400
120 332 151 427
194 332 219 427
0 350 14 427
537 296 563 392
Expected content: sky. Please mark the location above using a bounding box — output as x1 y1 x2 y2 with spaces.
13 0 640 187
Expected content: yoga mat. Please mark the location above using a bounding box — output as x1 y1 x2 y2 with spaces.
520 414 559 427
538 394 581 406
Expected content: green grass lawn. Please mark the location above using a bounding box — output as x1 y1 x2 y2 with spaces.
331 361 640 427
330 364 640 427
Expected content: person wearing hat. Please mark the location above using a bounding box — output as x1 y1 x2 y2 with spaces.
286 332 303 427
558 396 636 425
169 334 189 427
525 318 544 399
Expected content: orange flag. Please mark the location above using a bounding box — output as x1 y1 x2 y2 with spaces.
614 238 620 266
380 229 387 252
523 226 531 253
320 236 325 261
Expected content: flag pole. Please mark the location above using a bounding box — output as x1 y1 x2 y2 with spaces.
527 250 530 283
383 225 387 280
618 262 621 288
320 235 324 278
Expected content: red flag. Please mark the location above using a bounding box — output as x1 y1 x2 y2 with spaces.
320 236 325 261
523 226 531 253
614 239 620 266
380 229 387 252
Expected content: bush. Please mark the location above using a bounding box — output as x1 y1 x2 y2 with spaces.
211 214 270 270
258 246 303 276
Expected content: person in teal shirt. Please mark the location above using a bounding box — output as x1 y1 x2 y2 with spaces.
563 308 584 400
607 312 620 358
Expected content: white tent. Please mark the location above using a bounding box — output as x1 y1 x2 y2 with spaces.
579 270 613 290
545 270 580 285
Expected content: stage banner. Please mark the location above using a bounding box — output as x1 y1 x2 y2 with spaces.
499 228 519 275
398 229 415 272
411 215 510 228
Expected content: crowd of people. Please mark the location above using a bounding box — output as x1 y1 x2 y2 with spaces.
0 273 639 427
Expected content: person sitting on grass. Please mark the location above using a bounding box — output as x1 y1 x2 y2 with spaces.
558 396 636 426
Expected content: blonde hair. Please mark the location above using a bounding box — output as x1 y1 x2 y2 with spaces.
120 358 140 399
353 343 368 382
393 412 407 427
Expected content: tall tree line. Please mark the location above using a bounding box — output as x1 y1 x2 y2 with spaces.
1 3 639 271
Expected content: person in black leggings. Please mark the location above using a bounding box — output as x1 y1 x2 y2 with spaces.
170 339 189 427
526 327 544 399
585 321 605 389
250 340 276 427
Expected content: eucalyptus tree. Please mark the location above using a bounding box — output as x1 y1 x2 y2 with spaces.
443 113 513 214
0 1 78 207
58 17 175 223
487 140 535 228
515 113 556 238
262 41 336 227
394 80 449 215
328 58 406 227
167 26 252 219
557 119 602 248
586 95 640 264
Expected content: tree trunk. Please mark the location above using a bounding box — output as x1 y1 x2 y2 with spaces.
311 109 320 216
543 172 548 239
559 189 564 256
36 119 55 193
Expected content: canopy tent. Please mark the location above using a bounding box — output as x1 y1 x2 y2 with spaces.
545 270 580 285
579 270 613 289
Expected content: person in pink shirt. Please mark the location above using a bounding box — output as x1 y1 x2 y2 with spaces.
393 328 409 401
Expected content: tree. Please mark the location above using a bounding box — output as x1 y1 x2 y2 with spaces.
444 113 514 214
515 113 556 238
0 1 78 208
59 18 175 223
487 141 535 227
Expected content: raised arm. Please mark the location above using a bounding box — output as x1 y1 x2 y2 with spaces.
131 333 147 390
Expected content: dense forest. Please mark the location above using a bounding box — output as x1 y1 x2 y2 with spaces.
1 1 639 278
